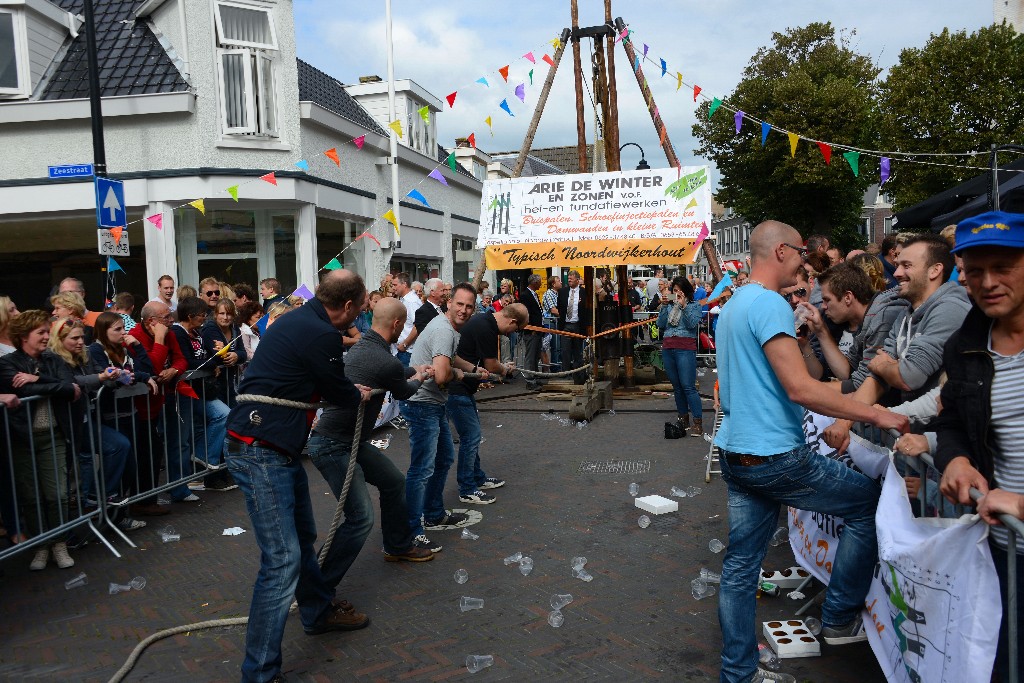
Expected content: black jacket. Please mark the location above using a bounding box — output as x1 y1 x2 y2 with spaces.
226 298 361 455
556 284 591 328
933 305 998 486
413 301 442 334
0 350 82 450
521 287 543 327
87 342 154 420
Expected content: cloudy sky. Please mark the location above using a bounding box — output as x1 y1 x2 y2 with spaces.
294 0 994 174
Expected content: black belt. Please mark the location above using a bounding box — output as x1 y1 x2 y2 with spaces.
722 451 788 467
228 434 291 457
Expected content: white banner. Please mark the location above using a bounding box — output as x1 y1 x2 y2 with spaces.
477 166 711 247
865 461 999 683
373 391 399 429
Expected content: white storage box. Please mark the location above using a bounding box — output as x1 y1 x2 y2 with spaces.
762 620 820 659
761 567 811 589
634 494 678 515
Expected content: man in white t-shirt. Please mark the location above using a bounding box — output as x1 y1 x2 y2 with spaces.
149 274 176 312
392 272 422 367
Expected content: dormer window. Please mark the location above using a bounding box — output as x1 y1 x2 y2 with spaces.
0 10 29 97
215 0 278 137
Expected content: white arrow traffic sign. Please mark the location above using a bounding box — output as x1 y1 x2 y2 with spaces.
103 186 121 223
94 177 126 228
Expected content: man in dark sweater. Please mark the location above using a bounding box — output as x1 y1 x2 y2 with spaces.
307 297 435 588
224 270 373 683
520 274 544 389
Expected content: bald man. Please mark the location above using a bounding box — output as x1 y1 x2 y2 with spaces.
713 220 907 683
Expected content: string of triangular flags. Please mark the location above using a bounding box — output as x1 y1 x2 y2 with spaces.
613 23 1003 186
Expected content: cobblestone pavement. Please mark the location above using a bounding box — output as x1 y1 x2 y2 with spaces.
0 383 885 682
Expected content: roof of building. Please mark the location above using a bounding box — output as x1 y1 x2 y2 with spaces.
437 144 475 180
492 145 594 175
489 153 565 177
41 0 189 100
297 60 387 136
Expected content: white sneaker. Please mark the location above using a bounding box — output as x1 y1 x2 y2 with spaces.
51 542 74 569
752 668 795 683
29 547 48 571
822 616 867 645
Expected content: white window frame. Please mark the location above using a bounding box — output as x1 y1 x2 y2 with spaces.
217 48 256 134
256 50 277 137
0 9 30 98
213 1 277 50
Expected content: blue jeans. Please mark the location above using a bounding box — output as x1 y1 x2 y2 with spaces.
718 443 880 683
661 347 702 419
226 440 333 683
79 424 132 502
447 393 487 495
396 350 412 368
306 434 415 591
401 400 454 535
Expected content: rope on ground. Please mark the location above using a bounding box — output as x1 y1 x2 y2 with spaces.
517 364 591 379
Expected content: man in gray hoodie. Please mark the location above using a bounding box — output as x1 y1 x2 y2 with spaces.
824 234 971 453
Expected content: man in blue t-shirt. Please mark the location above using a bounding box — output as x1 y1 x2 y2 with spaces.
714 220 907 683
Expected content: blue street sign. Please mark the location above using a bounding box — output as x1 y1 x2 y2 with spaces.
48 164 93 179
95 177 126 229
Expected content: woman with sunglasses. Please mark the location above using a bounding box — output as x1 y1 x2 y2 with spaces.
657 276 704 437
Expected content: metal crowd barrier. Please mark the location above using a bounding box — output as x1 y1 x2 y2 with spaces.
0 364 245 565
853 422 1021 682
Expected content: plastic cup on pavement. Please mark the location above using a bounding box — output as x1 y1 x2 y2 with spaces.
550 593 573 610
638 515 651 529
459 596 485 612
461 529 479 541
700 567 721 583
519 557 534 576
770 526 788 547
686 486 702 497
465 654 494 673
548 610 564 628
108 583 131 595
454 569 469 585
691 578 716 600
670 486 687 498
628 482 639 497
130 576 147 591
572 568 593 582
804 617 822 636
64 572 88 590
709 538 725 553
571 556 587 571
503 552 523 565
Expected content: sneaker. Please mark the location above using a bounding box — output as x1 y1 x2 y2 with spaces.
459 490 496 505
413 534 442 553
51 542 74 569
187 480 204 490
423 511 470 529
821 616 868 645
117 517 147 532
479 477 505 490
304 601 370 634
29 547 48 571
205 471 238 492
383 546 434 562
752 669 795 683
174 493 200 502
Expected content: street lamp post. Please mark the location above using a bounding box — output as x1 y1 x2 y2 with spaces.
618 142 649 170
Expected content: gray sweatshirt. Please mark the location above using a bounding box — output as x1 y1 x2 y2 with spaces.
841 287 910 393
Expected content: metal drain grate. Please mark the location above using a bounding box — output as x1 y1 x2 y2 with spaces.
577 460 651 474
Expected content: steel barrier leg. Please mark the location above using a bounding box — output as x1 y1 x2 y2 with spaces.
1009 532 1018 683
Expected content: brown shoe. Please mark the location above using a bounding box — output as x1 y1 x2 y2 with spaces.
305 601 370 634
130 503 171 517
383 546 434 562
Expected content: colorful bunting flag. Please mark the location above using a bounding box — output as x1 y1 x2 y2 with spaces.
817 142 832 165
633 56 640 72
618 28 628 41
676 72 683 91
107 257 123 273
880 157 891 185
694 221 710 246
260 172 277 186
418 105 430 123
476 77 489 87
176 380 199 399
145 213 163 230
324 148 340 166
324 257 342 271
499 65 510 82
693 84 701 102
643 44 649 58
735 110 744 133
760 122 771 146
515 83 526 102
528 69 534 85
660 59 667 77
294 160 309 171
659 126 666 145
428 169 448 186
110 226 123 244
353 135 365 150
686 197 698 209
189 199 206 215
292 284 315 301
407 189 430 207
446 92 457 108
356 231 382 248
382 209 400 236
542 54 554 67
447 153 458 172
788 132 799 157
485 116 493 135
708 97 722 118
843 151 860 177
227 185 239 201
388 120 403 139
523 52 535 64
467 133 476 148
499 99 514 117
550 37 561 51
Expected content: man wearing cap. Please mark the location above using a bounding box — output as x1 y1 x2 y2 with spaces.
933 211 1024 682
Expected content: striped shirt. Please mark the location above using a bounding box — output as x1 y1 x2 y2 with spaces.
988 329 1024 550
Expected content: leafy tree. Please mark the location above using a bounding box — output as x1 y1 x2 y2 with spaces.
877 23 1024 210
693 22 878 250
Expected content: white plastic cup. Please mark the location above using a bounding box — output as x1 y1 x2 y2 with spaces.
638 515 651 529
461 529 479 541
130 576 147 590
108 583 131 595
550 593 573 610
454 569 469 585
465 654 494 673
570 556 587 571
159 524 180 543
628 482 639 496
519 557 534 576
691 578 716 600
804 617 822 636
459 596 484 612
758 643 782 671
709 538 725 553
548 610 564 628
64 572 88 590
503 552 523 565
686 486 702 497
572 568 594 582
770 526 788 547
670 486 687 498
700 567 722 583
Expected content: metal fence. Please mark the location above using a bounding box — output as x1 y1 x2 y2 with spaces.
0 365 243 565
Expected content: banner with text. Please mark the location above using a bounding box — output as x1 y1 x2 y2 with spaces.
478 166 712 269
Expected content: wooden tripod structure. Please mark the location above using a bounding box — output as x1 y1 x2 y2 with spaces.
473 0 725 388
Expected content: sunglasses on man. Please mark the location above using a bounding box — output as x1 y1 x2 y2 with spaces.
783 288 808 302
204 290 221 297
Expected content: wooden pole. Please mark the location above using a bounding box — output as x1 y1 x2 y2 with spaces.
604 0 620 172
570 0 588 174
471 29 571 292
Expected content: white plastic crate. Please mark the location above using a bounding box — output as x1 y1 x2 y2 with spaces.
634 494 678 515
762 620 820 659
761 567 811 589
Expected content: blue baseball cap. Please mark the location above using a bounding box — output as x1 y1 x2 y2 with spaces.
952 211 1024 254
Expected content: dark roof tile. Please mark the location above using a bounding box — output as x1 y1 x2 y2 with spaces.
296 59 386 135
